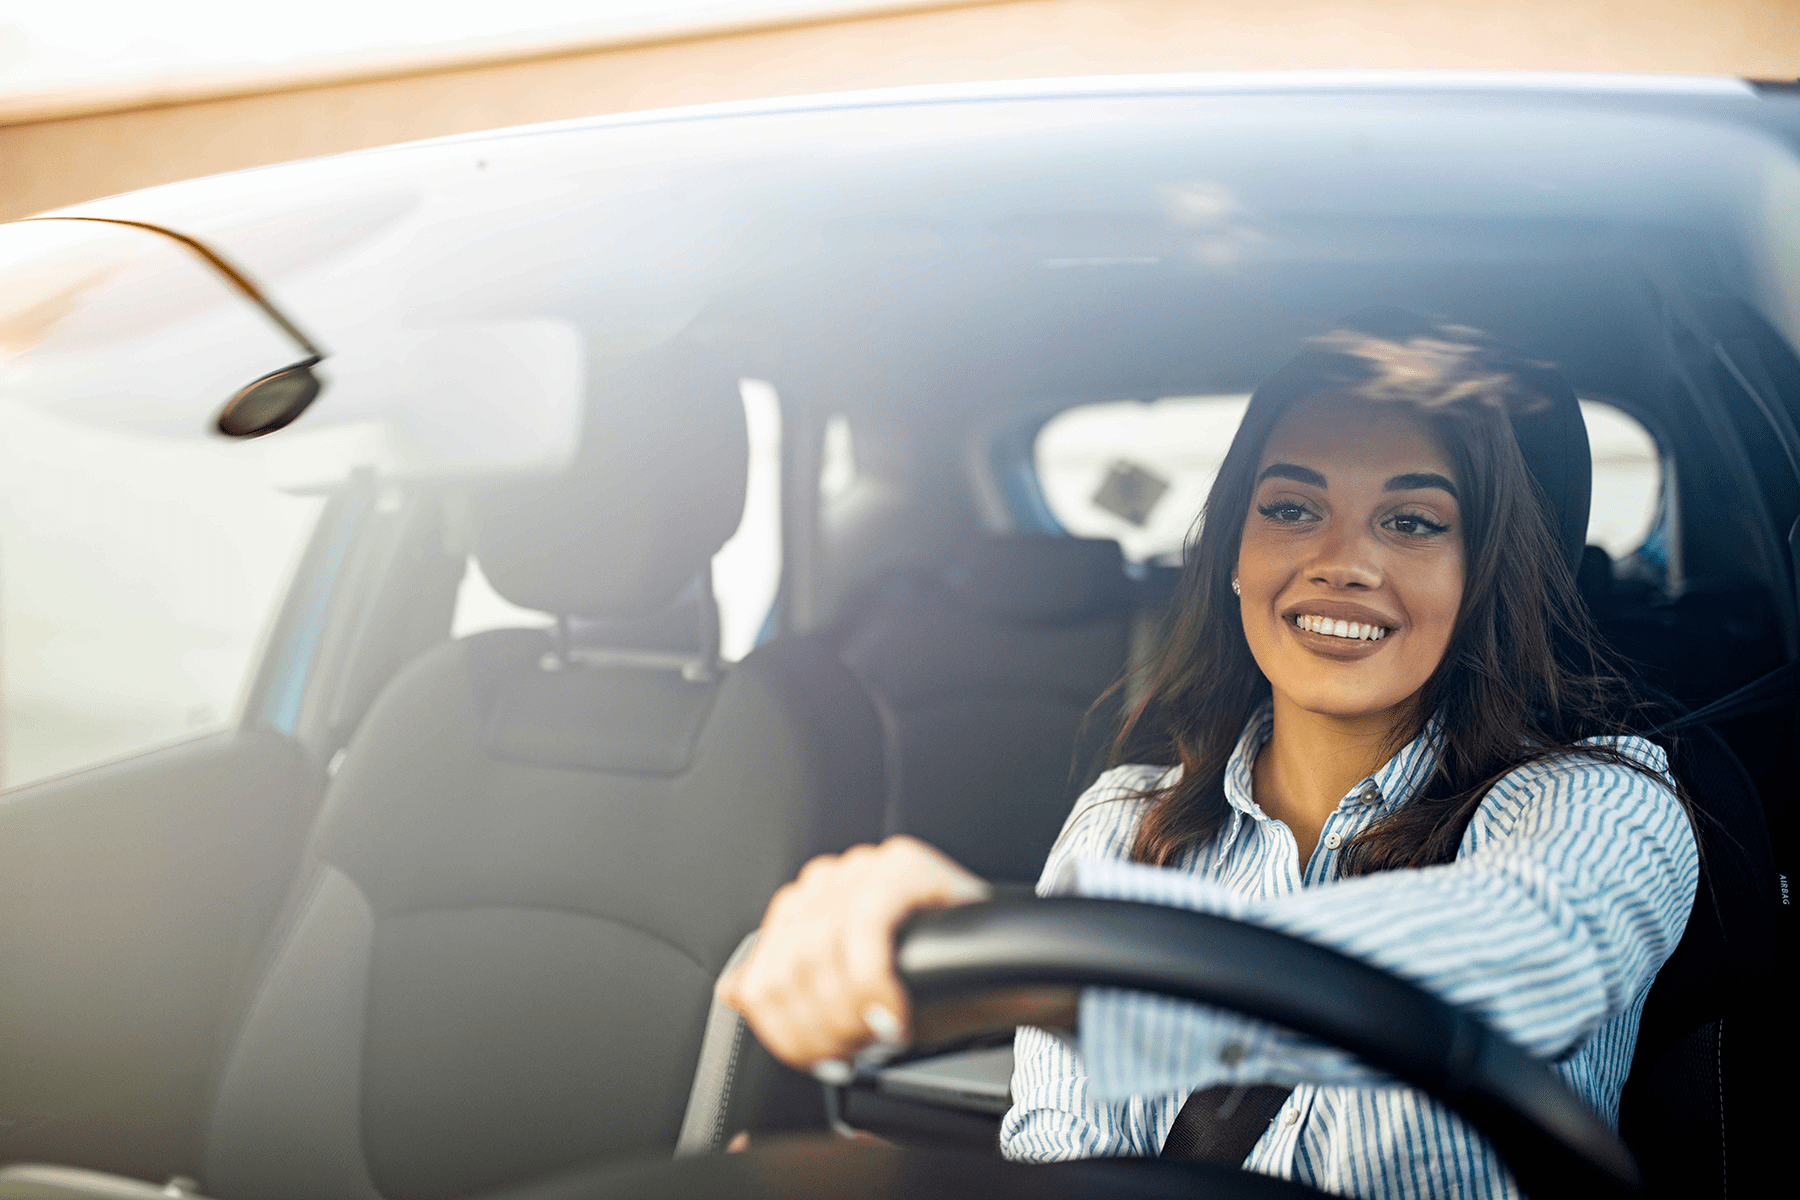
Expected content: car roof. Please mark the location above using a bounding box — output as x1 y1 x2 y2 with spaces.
359 69 1763 149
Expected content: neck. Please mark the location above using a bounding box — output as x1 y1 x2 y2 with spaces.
1253 693 1415 834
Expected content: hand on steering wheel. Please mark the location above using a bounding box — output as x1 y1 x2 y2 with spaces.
715 836 992 1077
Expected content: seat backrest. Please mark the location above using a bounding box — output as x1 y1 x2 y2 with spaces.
1576 548 1787 1198
1614 718 1783 1200
836 536 1133 884
200 349 885 1200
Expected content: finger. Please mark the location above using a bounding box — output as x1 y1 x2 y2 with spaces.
792 933 879 1060
837 838 988 1043
839 885 914 1043
786 847 894 1055
737 904 871 1066
888 836 992 905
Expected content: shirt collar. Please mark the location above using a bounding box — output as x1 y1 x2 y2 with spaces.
1214 700 1443 855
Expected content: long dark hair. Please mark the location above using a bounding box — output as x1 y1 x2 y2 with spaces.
1119 314 1665 873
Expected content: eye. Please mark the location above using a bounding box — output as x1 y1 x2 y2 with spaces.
1383 510 1451 538
1257 500 1317 525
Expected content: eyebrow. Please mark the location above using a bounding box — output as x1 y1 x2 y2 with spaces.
1256 463 1460 500
1257 463 1326 487
1385 472 1459 499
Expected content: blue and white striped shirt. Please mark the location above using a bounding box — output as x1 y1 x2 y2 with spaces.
999 703 1696 1199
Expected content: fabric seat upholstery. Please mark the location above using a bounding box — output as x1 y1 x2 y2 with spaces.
200 348 885 1200
836 536 1133 884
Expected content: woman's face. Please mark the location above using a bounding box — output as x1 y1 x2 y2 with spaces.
1236 395 1465 725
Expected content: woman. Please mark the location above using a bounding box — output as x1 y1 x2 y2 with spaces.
718 310 1697 1198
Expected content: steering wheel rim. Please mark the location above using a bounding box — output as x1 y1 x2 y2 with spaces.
892 896 1641 1200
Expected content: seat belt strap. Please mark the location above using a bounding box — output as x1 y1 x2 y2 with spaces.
675 931 759 1157
1160 1083 1293 1163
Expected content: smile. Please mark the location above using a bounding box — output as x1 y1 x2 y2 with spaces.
1288 614 1391 641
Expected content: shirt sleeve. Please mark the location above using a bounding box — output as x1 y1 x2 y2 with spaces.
999 764 1182 1160
1072 739 1698 1102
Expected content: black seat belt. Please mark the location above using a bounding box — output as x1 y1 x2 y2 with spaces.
1153 776 1298 1163
1161 1083 1293 1162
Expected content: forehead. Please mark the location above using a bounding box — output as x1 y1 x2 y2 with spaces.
1258 396 1456 483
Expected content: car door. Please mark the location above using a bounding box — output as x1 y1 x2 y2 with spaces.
0 218 461 1182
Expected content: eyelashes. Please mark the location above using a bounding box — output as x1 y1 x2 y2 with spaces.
1384 511 1452 537
1254 500 1452 539
1257 500 1315 524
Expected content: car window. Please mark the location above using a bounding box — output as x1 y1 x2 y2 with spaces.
0 401 324 791
1034 395 1250 564
451 378 783 662
1580 400 1662 560
1034 395 1664 564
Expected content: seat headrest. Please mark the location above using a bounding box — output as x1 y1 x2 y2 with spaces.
472 344 749 620
943 536 1127 623
1505 367 1592 577
1258 306 1591 574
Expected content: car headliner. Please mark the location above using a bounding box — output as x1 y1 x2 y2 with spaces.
19 72 1797 413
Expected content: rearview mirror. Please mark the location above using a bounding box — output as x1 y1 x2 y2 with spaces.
216 357 323 438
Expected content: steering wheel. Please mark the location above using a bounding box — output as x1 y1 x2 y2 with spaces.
504 898 1641 1200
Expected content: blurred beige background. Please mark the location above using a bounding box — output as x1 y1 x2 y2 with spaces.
4 0 1799 222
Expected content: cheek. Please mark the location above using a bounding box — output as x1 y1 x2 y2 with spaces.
1408 552 1466 642
1236 524 1294 584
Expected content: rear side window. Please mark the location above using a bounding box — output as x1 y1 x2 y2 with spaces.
1580 400 1662 559
1034 395 1249 563
1033 395 1663 563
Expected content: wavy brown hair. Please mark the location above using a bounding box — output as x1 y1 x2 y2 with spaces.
1118 314 1666 873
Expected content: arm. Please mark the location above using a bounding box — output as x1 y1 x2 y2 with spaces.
999 765 1188 1159
1001 1023 1175 1160
1074 740 1698 1100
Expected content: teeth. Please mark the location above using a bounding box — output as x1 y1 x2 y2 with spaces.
1292 614 1390 641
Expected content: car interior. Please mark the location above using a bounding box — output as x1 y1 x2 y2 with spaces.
0 86 1794 1200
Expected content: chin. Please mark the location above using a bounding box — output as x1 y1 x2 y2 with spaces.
1279 682 1416 723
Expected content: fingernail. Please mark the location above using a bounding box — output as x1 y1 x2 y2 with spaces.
862 1004 904 1045
812 1059 853 1086
948 878 993 904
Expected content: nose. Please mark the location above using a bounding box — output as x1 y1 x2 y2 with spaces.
1305 520 1382 591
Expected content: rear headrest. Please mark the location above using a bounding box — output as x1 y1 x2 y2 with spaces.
1260 307 1592 574
472 344 749 620
1506 367 1591 577
943 536 1127 623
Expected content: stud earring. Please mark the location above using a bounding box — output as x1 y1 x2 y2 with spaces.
1231 577 1241 596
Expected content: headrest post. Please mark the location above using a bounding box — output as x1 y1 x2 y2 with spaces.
684 565 722 683
540 615 572 672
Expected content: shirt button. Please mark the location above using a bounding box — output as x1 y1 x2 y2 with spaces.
1357 782 1380 803
1285 1108 1301 1125
1219 1040 1247 1066
1323 832 1344 850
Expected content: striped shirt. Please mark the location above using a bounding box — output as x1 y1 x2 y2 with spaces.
999 703 1696 1199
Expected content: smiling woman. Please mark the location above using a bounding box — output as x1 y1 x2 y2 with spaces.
1233 397 1467 863
1122 309 1662 872
719 308 1698 1200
